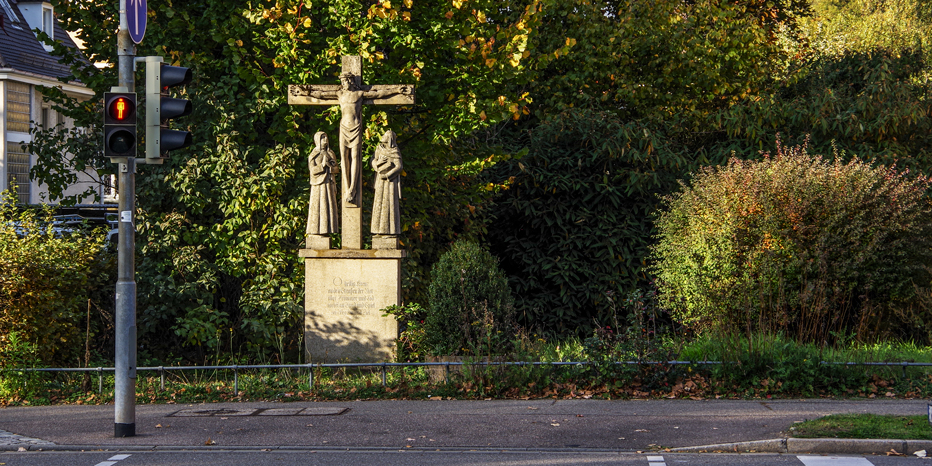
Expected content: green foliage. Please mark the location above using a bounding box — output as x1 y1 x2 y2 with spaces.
0 191 115 366
804 0 932 60
529 0 810 118
0 331 45 401
425 241 514 356
487 109 713 335
25 0 932 366
679 332 869 396
651 141 932 342
32 0 545 362
382 302 428 362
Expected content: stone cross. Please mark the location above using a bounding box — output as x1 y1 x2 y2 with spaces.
288 56 415 250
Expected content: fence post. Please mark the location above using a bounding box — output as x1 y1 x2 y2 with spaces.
233 365 238 396
308 364 315 390
444 362 449 385
98 367 103 394
159 366 165 391
381 363 387 387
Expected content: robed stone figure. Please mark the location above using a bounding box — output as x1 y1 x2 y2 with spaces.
306 131 339 236
371 130 402 235
301 74 412 207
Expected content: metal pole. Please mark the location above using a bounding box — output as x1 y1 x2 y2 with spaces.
114 0 137 438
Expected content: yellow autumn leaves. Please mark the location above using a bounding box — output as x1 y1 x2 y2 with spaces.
367 0 413 21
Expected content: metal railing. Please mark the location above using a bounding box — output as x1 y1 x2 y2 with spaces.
3 360 932 394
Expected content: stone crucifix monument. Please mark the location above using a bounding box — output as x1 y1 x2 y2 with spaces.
289 56 414 363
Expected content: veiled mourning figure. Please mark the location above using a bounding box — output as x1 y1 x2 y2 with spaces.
306 131 339 240
370 129 402 236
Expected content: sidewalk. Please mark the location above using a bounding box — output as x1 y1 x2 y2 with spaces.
2 399 930 454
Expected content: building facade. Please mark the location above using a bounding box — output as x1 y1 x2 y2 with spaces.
0 0 100 204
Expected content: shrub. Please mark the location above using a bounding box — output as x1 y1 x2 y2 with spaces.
425 241 515 356
381 302 428 362
0 190 114 366
486 109 709 335
651 140 932 343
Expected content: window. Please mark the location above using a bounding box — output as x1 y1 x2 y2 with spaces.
41 6 52 38
6 142 32 204
6 82 32 133
0 0 21 28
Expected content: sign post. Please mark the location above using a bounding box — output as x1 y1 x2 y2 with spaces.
113 0 139 438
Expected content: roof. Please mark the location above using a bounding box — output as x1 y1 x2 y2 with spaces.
0 0 84 80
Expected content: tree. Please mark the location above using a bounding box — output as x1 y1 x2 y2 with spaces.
37 0 547 361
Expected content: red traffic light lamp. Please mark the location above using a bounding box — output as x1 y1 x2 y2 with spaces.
103 92 137 158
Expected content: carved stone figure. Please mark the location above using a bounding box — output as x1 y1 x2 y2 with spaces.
297 74 411 207
306 131 339 238
371 130 402 236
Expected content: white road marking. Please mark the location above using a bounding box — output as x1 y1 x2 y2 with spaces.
797 456 873 466
647 455 666 466
94 454 131 466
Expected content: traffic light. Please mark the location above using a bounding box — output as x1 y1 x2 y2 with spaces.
145 60 192 163
103 92 137 159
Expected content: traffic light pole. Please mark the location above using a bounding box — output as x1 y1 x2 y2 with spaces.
114 0 137 438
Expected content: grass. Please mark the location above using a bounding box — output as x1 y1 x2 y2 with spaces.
6 332 932 405
790 414 932 440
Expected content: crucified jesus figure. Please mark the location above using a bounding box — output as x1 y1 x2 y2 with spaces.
307 74 412 207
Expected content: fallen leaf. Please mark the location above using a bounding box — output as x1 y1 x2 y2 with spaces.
887 449 906 456
155 424 162 428
306 424 314 427
550 423 560 427
406 438 416 441
17 447 27 452
205 437 216 446
635 429 649 432
527 407 539 410
576 414 584 417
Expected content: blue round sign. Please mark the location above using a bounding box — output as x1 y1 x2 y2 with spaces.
126 0 147 44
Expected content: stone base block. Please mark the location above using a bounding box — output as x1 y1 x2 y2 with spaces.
371 235 399 250
305 235 331 250
304 253 402 363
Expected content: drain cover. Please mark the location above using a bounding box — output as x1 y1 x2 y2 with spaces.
169 407 348 417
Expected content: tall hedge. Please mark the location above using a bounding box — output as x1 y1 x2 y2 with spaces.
486 109 713 335
651 142 932 343
0 192 115 366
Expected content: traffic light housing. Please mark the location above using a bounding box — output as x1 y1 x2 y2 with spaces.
103 92 137 159
145 59 192 163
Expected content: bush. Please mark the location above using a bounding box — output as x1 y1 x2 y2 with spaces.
425 241 515 356
651 140 932 343
487 109 709 336
0 191 115 366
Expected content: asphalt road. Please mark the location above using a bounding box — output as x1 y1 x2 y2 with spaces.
0 451 928 466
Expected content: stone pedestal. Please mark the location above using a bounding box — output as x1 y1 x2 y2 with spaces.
299 248 405 363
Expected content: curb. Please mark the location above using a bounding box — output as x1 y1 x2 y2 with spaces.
0 445 633 453
669 438 932 455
